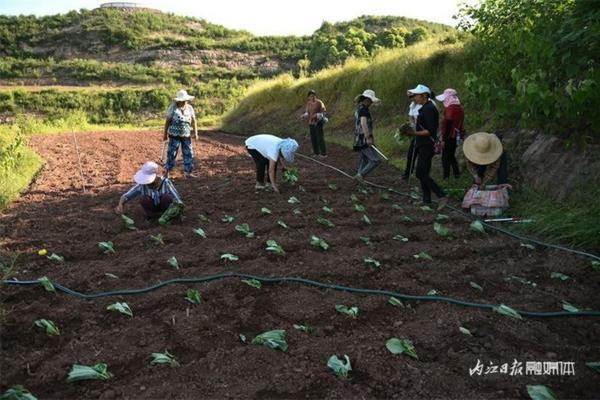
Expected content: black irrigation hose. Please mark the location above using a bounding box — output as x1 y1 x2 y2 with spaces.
295 153 600 261
3 273 600 318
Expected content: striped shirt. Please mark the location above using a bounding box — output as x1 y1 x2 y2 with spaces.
122 178 183 206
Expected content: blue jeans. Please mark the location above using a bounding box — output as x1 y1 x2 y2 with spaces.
357 146 381 177
165 136 194 173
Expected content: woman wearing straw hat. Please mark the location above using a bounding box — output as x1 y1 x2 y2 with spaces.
163 89 198 178
353 89 382 181
402 84 448 209
463 132 508 188
244 134 299 194
115 161 183 219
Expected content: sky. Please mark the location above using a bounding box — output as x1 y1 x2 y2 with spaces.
0 0 475 36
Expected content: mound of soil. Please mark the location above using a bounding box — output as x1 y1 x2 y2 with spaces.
1 131 599 399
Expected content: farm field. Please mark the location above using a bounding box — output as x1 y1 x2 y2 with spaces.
0 131 599 399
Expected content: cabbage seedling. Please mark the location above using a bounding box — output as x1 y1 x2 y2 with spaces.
121 214 137 230
221 253 239 262
388 297 404 307
150 234 165 245
297 185 306 193
562 301 579 313
221 215 234 223
38 276 55 293
292 208 302 215
106 302 133 317
521 243 535 250
470 220 485 233
393 234 409 242
469 281 484 292
327 355 352 378
185 289 202 305
420 205 433 212
235 223 255 238
193 228 207 238
350 194 359 203
167 256 180 269
335 304 358 318
322 206 334 213
150 351 180 367
197 214 211 223
392 203 402 210
261 207 272 215
386 337 418 359
436 214 449 221
401 216 414 222
527 385 557 400
459 326 473 336
277 220 289 229
363 256 381 269
317 217 335 228
34 319 60 336
46 253 64 263
413 252 433 261
251 329 288 351
361 214 372 225
0 385 37 400
381 191 391 201
283 168 299 185
98 241 115 255
293 323 313 334
328 183 338 191
550 272 570 281
241 279 261 289
493 304 522 320
266 240 285 255
504 275 537 287
287 196 300 204
354 203 366 212
66 363 113 383
592 261 600 272
310 235 329 250
360 236 372 246
433 223 449 237
427 289 440 296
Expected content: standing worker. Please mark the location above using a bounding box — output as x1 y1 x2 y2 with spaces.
353 89 382 181
436 88 464 180
164 89 199 179
303 90 327 158
245 134 299 194
401 99 422 181
401 84 448 209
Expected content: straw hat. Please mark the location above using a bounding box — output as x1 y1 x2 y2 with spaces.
173 89 195 102
463 132 503 165
133 161 159 185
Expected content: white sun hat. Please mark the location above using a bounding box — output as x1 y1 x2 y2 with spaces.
133 161 159 185
407 84 431 96
357 89 381 103
173 89 195 102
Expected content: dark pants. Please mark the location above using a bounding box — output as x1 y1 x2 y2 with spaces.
477 152 509 184
441 137 460 178
309 122 327 155
402 139 416 179
247 148 277 184
140 193 173 218
415 144 446 203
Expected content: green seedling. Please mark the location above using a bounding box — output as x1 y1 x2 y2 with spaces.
388 297 404 307
361 214 372 225
393 234 409 242
380 191 391 201
420 205 433 212
504 275 537 287
335 304 359 318
561 301 579 313
493 304 522 320
470 220 485 233
149 234 165 245
328 183 338 191
310 235 329 250
363 256 381 269
185 289 202 305
241 279 261 289
521 243 536 250
193 227 207 238
427 289 440 296
283 168 299 185
526 385 557 400
38 276 56 293
327 355 352 379
297 185 306 193
293 323 313 334
121 214 137 230
386 338 418 359
357 186 370 195
167 256 180 270
221 215 234 223
67 363 113 383
409 190 420 200
239 334 247 343
317 217 335 228
150 351 180 367
354 203 366 212
392 203 402 210
46 253 64 263
197 214 211 223
592 261 600 272
106 302 133 317
287 196 300 204
413 252 433 261
350 194 359 203
34 319 60 336
277 220 289 229
360 236 372 247
322 206 334 213
318 196 329 204
292 208 302 215
436 214 449 221
0 385 37 400
235 223 255 238
459 326 473 336
433 222 450 237
104 273 119 279
469 281 484 292
221 253 239 262
266 240 285 255
550 272 570 281
252 329 288 351
401 216 414 222
98 241 115 255
261 207 272 215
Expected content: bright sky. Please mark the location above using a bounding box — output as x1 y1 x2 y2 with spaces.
0 0 475 36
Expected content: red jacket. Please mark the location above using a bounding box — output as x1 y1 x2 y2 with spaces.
441 104 464 140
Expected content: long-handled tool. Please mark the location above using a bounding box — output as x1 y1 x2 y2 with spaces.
159 140 168 165
484 218 534 224
370 145 389 161
407 138 416 186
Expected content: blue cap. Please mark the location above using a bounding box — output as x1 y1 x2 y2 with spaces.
280 138 299 162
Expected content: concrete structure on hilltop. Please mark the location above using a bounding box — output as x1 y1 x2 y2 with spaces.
98 2 158 11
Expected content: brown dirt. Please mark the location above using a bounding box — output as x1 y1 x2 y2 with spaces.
1 131 599 400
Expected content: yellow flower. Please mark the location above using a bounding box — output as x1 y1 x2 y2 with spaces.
38 249 47 256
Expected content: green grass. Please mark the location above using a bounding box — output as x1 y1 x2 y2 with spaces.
0 147 43 208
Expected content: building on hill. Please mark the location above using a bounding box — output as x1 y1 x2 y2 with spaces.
98 2 157 11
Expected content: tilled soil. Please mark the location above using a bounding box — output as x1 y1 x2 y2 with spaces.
1 131 599 400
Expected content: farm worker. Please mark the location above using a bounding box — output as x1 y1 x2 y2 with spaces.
302 89 328 158
463 132 508 188
163 89 198 179
400 84 448 210
245 134 299 194
353 89 382 181
436 88 464 180
115 161 183 219
401 99 422 181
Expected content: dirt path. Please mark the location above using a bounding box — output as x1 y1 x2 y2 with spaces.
1 131 599 399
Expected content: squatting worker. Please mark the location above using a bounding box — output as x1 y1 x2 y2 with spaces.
463 132 508 188
353 89 382 181
303 89 327 158
115 161 183 218
436 88 464 180
403 84 448 210
163 89 198 179
245 134 299 194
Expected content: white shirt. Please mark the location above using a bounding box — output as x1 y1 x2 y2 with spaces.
408 101 422 118
245 134 283 161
